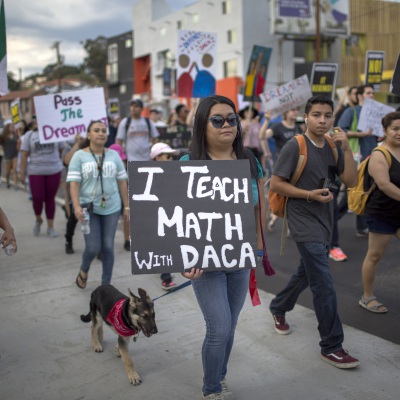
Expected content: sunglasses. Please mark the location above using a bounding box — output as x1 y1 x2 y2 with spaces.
209 114 239 129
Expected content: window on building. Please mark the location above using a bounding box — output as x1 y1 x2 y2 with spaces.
222 0 231 14
108 44 118 63
177 20 182 29
160 26 167 36
192 13 199 23
223 59 238 78
156 50 173 75
125 38 132 48
227 29 237 44
119 84 127 94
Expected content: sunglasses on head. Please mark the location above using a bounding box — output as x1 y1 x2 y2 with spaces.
209 114 239 129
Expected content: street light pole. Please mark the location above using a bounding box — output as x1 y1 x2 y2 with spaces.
316 0 321 62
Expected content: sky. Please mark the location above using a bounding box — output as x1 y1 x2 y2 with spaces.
6 0 195 80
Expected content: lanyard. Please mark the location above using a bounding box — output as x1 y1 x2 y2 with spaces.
89 147 106 205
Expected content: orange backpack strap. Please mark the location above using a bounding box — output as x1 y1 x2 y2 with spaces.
324 134 339 165
290 135 307 185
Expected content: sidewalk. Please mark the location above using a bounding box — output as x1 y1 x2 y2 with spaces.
0 185 399 400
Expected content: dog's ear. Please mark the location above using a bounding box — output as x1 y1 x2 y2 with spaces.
128 288 139 301
138 288 148 299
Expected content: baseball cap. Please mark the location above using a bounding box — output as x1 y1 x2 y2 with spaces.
150 142 179 160
130 99 143 108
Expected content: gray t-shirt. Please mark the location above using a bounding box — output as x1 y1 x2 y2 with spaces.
273 135 344 245
20 130 65 176
116 117 159 161
270 122 302 154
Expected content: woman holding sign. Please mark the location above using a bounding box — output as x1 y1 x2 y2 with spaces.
67 120 129 288
180 95 266 400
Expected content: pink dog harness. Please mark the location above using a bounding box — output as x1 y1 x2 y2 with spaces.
106 299 138 336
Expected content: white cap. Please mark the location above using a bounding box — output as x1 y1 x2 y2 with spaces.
150 142 179 159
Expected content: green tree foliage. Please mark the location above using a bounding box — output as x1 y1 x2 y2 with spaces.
7 71 20 91
81 35 107 84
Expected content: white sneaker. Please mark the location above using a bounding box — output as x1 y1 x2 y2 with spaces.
33 220 42 236
203 394 224 400
221 379 233 399
47 227 59 238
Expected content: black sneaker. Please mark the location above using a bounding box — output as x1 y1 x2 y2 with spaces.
65 242 74 254
272 314 291 335
124 240 130 251
320 349 360 369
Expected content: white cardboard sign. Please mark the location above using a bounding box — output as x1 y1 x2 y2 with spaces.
33 87 107 144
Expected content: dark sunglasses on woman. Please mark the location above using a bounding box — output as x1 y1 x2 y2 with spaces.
209 114 239 129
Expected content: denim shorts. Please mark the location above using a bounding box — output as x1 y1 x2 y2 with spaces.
365 214 399 235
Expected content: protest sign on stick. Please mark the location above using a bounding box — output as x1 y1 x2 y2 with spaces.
128 160 257 274
364 51 384 92
260 75 312 119
34 87 107 144
107 98 120 118
310 63 338 99
11 98 21 128
357 98 395 137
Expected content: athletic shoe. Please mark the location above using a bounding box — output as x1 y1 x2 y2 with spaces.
320 349 360 369
33 220 42 236
202 393 225 400
272 314 291 335
356 229 369 238
220 379 233 399
65 242 74 254
161 278 176 291
47 227 59 238
124 240 130 251
329 247 348 262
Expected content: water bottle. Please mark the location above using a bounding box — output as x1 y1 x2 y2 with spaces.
0 233 15 256
81 208 90 234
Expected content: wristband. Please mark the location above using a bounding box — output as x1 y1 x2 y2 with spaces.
124 207 130 210
257 249 264 257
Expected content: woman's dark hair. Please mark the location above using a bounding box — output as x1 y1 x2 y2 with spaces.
381 111 400 130
304 95 334 114
189 95 257 177
81 119 106 148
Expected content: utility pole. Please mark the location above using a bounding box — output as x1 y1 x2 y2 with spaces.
315 0 321 62
51 41 62 93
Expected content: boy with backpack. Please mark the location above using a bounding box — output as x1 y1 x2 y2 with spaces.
269 95 360 369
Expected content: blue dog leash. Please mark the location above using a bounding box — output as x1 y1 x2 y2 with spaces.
152 280 192 301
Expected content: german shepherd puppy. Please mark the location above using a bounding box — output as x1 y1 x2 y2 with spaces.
80 284 157 385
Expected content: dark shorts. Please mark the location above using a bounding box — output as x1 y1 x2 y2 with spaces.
365 214 399 235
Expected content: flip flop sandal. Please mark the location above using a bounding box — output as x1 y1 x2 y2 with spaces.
358 295 388 314
76 271 87 289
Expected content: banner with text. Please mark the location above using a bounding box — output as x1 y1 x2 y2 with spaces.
310 63 338 99
364 50 384 92
33 87 107 144
357 98 395 137
177 30 217 98
260 74 312 119
11 98 21 128
128 160 257 274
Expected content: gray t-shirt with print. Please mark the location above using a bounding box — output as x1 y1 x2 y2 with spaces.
116 117 159 161
272 135 344 245
20 130 65 176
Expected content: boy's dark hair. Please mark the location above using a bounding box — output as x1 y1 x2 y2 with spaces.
304 95 334 114
175 104 186 114
356 84 373 97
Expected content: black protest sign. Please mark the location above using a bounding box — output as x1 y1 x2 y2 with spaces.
157 125 192 150
128 160 257 274
310 63 338 99
390 53 400 96
364 51 384 92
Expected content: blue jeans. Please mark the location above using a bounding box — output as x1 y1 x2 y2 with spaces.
192 269 250 395
269 241 344 355
81 211 120 285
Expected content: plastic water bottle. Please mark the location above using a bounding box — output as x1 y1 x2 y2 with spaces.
81 208 90 234
0 233 15 256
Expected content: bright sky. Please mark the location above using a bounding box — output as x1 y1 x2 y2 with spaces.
6 0 195 79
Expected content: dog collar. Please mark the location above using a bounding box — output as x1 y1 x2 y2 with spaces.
106 299 139 337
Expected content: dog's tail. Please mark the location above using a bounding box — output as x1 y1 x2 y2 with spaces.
80 312 92 323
